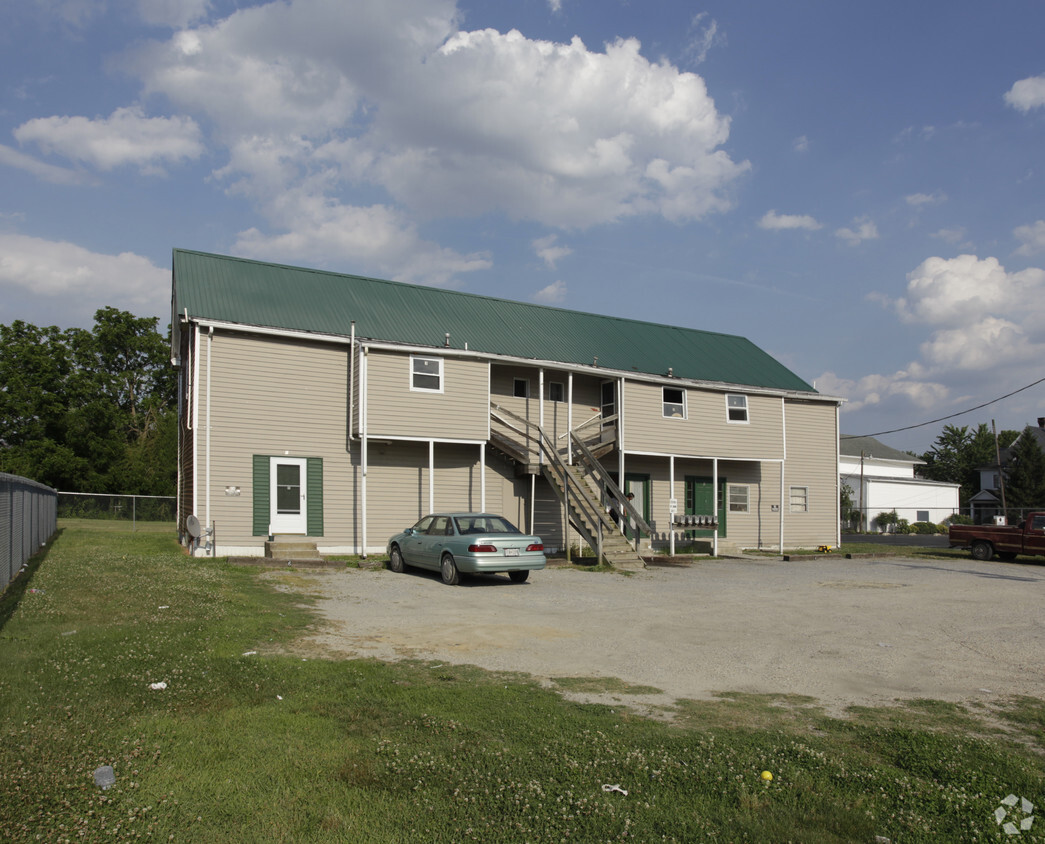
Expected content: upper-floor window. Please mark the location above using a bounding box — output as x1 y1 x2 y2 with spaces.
663 387 685 418
513 377 530 398
548 381 565 402
726 394 749 423
789 486 808 513
411 356 443 392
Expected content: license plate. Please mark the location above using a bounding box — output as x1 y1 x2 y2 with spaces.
504 548 520 557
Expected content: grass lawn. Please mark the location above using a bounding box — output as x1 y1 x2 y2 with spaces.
1 524 1042 842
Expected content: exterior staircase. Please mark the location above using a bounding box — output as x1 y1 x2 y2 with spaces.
264 537 326 564
490 403 650 570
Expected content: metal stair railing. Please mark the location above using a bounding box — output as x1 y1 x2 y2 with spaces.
569 432 653 542
491 403 631 564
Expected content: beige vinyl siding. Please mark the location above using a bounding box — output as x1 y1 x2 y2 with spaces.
365 349 488 440
199 330 353 543
621 381 784 459
782 399 839 548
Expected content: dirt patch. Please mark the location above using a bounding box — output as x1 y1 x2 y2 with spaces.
264 555 1045 717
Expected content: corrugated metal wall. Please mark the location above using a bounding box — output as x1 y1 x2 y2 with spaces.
1 473 57 592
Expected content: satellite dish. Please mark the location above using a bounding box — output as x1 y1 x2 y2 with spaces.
186 514 201 539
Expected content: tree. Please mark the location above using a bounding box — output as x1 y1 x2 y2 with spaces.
1004 428 1045 512
0 309 176 495
919 423 1018 505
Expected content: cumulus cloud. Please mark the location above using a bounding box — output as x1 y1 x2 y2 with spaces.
905 191 946 207
820 253 1045 421
533 280 567 304
128 0 748 236
835 217 878 246
1004 74 1045 113
14 106 204 174
0 143 94 185
0 233 167 323
533 234 572 268
1014 220 1045 256
758 210 822 231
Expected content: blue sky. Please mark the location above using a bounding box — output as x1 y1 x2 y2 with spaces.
2 0 1045 453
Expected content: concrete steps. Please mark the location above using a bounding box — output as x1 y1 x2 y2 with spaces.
264 537 328 564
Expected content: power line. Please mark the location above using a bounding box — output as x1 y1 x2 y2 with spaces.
841 376 1045 440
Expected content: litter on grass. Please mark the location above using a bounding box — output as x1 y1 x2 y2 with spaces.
149 682 167 690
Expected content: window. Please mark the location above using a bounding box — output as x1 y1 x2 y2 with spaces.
548 381 564 402
790 486 808 513
411 356 443 392
916 510 929 523
662 387 685 418
728 484 749 513
726 394 748 423
513 377 530 398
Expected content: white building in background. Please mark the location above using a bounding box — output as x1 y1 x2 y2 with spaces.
840 435 960 531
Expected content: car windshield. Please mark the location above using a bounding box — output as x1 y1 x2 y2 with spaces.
453 515 521 536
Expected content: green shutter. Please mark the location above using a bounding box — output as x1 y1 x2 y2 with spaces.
307 457 323 536
252 455 270 536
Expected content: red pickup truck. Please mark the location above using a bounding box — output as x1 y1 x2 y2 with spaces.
948 512 1045 561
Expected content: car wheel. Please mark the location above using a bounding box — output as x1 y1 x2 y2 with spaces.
440 553 460 586
508 570 529 583
388 544 405 573
971 541 993 561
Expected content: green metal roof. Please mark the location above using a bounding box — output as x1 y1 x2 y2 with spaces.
173 249 817 393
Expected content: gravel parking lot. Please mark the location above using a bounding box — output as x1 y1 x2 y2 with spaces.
266 554 1045 715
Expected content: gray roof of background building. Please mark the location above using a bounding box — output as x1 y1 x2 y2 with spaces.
840 435 922 464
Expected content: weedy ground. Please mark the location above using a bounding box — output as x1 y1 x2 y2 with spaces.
1 524 1042 842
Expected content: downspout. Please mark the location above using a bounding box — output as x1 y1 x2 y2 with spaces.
480 442 486 511
618 378 625 491
429 440 435 512
835 403 841 547
361 347 368 558
192 325 200 539
669 455 676 556
348 321 355 448
567 373 574 465
205 326 213 554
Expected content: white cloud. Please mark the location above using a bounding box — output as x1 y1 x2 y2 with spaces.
14 106 204 174
905 191 946 207
532 234 572 269
232 188 490 286
758 209 822 231
130 0 748 236
683 13 722 66
533 280 567 304
136 0 211 27
0 233 167 321
1004 74 1045 113
1014 220 1045 256
835 217 878 246
822 254 1045 420
0 143 94 185
547 0 562 12
792 135 809 153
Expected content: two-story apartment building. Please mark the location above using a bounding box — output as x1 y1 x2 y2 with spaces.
171 250 842 560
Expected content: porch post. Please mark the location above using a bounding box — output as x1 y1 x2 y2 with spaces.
669 455 676 556
712 457 718 557
429 440 435 512
480 442 486 512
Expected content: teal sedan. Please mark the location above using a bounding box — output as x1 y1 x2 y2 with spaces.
387 513 546 585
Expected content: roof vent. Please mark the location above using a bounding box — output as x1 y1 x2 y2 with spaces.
444 333 450 348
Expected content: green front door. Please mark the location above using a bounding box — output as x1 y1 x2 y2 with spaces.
685 476 726 537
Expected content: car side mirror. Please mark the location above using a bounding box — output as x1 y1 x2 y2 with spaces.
404 528 414 536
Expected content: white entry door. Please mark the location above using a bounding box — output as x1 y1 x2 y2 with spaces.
270 457 307 534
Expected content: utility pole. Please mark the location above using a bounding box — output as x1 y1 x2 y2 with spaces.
993 419 1007 523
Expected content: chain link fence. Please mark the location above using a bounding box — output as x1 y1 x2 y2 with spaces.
57 492 176 529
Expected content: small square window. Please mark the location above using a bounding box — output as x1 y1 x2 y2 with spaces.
513 378 530 398
789 486 808 513
663 387 685 418
548 381 565 402
728 484 749 513
916 510 929 523
726 394 749 423
411 356 442 392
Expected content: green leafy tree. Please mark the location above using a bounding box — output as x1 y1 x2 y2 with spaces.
1004 428 1045 512
919 423 1018 505
0 309 176 495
